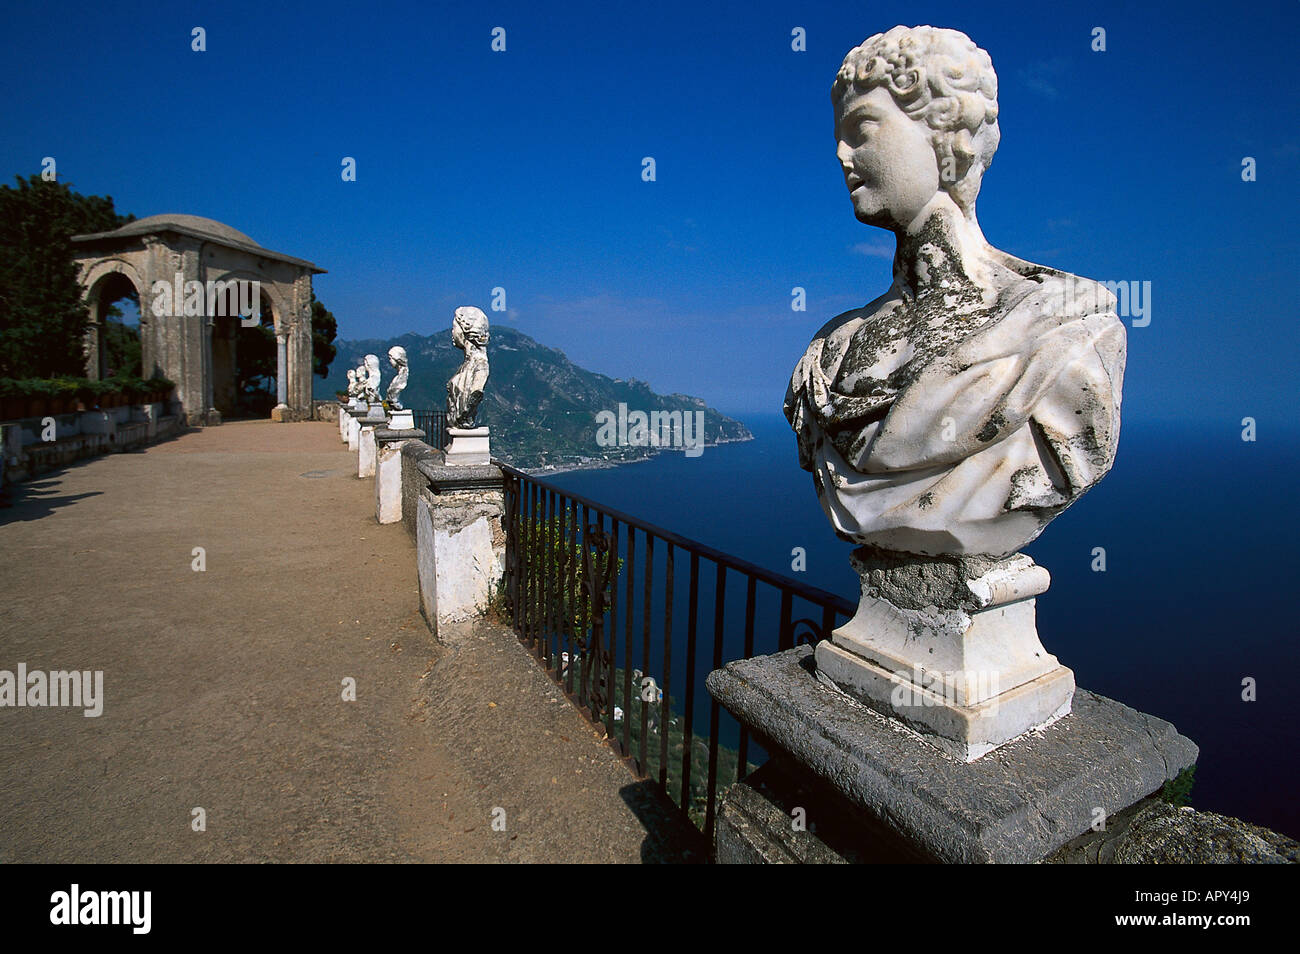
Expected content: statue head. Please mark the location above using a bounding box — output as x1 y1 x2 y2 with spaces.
388 345 407 369
452 306 490 350
346 369 356 385
832 25 999 229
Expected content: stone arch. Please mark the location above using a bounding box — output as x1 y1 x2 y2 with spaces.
70 214 325 425
202 268 289 335
81 259 148 380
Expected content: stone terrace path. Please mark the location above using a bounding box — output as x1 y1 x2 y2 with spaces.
0 420 698 863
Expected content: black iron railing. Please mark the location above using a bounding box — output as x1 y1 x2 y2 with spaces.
411 409 448 450
498 463 855 847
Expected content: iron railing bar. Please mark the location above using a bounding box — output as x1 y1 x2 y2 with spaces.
704 561 727 844
680 551 700 816
622 526 636 761
606 517 620 740
639 533 654 776
737 575 757 783
659 542 674 791
496 464 852 616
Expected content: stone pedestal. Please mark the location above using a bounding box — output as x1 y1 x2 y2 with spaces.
364 402 387 423
374 427 424 524
357 421 385 478
388 408 414 431
338 405 349 442
346 410 365 451
815 547 1071 762
707 646 1198 864
270 403 291 422
444 426 490 466
413 460 506 635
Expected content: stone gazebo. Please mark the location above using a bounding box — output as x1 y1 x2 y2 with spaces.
71 214 325 425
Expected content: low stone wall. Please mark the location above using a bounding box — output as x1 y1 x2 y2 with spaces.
400 440 440 541
312 400 340 422
1 404 187 484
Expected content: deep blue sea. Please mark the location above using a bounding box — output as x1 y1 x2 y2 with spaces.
547 413 1300 839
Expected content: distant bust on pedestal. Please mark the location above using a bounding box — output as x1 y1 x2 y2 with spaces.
386 346 408 409
361 354 383 403
446 306 490 430
785 25 1126 559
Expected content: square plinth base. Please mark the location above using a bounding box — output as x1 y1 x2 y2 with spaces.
444 426 490 466
815 639 1074 762
706 646 1198 864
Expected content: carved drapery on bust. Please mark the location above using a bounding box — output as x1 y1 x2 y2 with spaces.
784 25 1125 559
445 306 490 429
361 354 382 404
355 360 369 401
386 346 408 409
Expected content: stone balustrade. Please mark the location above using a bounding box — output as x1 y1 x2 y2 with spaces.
1 401 185 482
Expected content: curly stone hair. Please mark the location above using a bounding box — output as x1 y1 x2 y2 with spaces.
453 306 490 347
833 25 999 217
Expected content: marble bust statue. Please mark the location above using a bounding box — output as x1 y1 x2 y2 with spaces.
445 306 490 429
345 368 358 398
361 354 382 404
785 25 1127 760
785 25 1125 559
386 346 408 409
355 360 369 399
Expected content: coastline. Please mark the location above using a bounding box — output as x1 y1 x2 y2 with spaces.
517 431 755 478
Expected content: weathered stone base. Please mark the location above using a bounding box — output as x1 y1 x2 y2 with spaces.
1046 798 1300 864
346 411 364 451
706 646 1198 863
819 547 1072 761
357 423 384 478
373 428 425 524
413 460 506 634
815 640 1074 762
716 758 923 863
444 426 490 466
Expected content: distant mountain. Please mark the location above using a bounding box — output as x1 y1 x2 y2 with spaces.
315 327 752 470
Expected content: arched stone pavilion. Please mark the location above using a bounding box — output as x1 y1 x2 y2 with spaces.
70 214 325 425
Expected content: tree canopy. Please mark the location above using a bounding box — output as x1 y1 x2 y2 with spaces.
0 174 133 377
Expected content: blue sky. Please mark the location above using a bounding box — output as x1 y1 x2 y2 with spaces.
2 0 1296 422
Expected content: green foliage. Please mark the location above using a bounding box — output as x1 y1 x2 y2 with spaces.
236 310 276 404
310 292 337 378
0 174 133 378
102 317 142 378
565 655 750 830
0 374 172 403
517 515 621 639
1159 766 1196 807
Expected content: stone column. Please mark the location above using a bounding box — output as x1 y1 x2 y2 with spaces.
83 309 102 381
272 334 290 422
